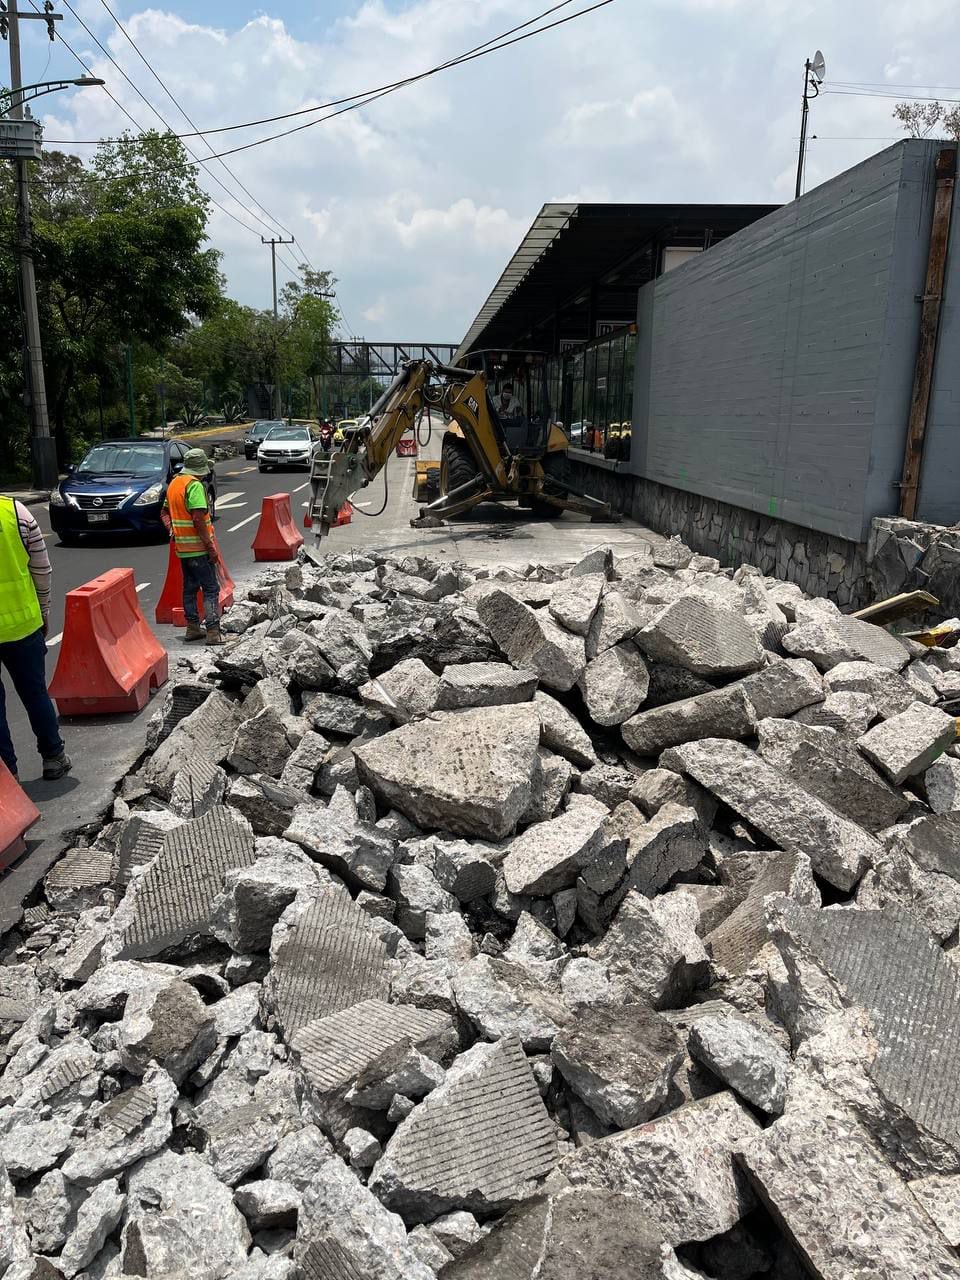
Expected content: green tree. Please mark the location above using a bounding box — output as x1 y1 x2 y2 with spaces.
0 130 222 473
894 100 960 140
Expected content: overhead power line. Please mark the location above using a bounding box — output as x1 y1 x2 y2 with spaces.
823 86 960 104
95 0 308 265
44 0 303 254
45 0 615 153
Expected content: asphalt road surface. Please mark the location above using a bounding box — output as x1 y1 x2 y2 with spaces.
1 424 656 928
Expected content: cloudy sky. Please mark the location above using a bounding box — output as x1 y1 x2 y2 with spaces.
25 0 960 343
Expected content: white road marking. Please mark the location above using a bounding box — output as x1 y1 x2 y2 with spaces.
216 502 247 511
228 512 260 532
136 582 150 593
46 632 63 647
217 491 244 503
292 481 310 493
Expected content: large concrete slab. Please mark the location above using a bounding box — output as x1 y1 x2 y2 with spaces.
369 1037 557 1222
355 704 542 840
264 893 390 1039
116 808 256 959
772 901 960 1150
662 738 880 890
291 999 453 1096
737 1090 960 1279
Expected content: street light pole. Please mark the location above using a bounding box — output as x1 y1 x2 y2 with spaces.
6 0 56 488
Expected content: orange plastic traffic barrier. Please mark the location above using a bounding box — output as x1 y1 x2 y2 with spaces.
252 493 304 561
303 510 312 529
0 761 40 869
155 542 235 626
49 568 168 716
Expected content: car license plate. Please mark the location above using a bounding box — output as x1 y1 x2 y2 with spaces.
87 512 110 523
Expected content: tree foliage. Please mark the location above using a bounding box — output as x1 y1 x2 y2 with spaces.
893 100 960 141
0 131 222 476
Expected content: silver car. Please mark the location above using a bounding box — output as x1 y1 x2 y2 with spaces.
257 425 314 471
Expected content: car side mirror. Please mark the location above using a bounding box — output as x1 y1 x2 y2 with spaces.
171 461 183 472
65 463 76 474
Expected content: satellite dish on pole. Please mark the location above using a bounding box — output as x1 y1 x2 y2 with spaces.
812 50 826 81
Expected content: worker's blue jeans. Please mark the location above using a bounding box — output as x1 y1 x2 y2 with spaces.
181 554 220 627
0 628 64 775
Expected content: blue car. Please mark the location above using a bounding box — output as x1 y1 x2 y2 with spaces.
48 439 218 544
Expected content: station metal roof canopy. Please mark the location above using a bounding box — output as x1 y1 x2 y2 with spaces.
454 201 779 362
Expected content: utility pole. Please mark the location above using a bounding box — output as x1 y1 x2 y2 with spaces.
261 235 294 416
125 345 136 437
3 0 61 488
796 50 825 200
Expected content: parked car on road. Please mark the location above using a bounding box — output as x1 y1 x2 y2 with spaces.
48 439 217 544
243 419 284 460
257 424 315 471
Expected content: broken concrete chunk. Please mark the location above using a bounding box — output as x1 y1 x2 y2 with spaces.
793 689 876 735
143 689 244 797
782 615 910 672
285 787 397 892
115 807 256 960
560 1091 760 1245
359 658 441 723
294 1155 436 1280
452 955 572 1051
432 838 500 902
263 892 390 1039
688 1013 790 1114
769 900 960 1160
663 738 879 891
740 657 824 720
291 998 453 1101
578 644 649 727
706 851 819 976
122 1149 251 1279
591 891 709 1008
228 706 294 778
622 683 754 757
636 590 764 678
436 662 537 710
61 1067 177 1185
389 863 459 940
118 977 217 1084
757 717 909 832
424 911 476 964
570 546 615 578
503 805 607 897
629 768 717 828
477 590 586 691
355 704 542 840
369 1036 557 1223
548 573 605 636
736 1087 960 1279
624 803 706 898
534 690 597 768
857 701 957 786
924 756 960 815
439 1186 678 1279
824 658 920 719
43 847 112 913
586 591 644 660
234 1178 299 1232
552 1002 683 1128
211 849 321 953
57 1179 125 1279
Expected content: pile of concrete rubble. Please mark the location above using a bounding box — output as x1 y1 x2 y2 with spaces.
4 535 960 1279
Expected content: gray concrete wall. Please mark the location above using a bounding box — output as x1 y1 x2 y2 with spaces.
629 140 952 543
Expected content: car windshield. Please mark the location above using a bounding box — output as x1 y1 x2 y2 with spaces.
264 427 309 442
76 444 165 477
252 421 282 437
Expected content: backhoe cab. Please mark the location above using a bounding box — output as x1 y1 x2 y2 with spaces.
307 355 613 540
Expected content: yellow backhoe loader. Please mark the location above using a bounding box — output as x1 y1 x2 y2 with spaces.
307 355 613 540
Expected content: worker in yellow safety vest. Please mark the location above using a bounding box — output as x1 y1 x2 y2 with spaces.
0 495 71 782
160 448 225 646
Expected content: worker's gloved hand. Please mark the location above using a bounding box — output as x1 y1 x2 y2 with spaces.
42 618 49 639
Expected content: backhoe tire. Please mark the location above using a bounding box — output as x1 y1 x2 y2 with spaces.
440 436 477 497
531 449 573 517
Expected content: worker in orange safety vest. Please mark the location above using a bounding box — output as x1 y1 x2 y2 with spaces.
160 448 225 646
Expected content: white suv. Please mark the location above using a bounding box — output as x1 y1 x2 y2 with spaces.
258 425 314 471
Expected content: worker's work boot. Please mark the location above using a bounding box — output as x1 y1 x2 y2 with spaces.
42 752 72 781
205 624 224 647
184 621 206 642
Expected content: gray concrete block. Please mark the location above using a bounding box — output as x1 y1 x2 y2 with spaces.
858 701 958 785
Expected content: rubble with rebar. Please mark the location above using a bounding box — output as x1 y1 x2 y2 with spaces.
4 535 960 1279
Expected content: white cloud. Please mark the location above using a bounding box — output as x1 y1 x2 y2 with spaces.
33 0 960 341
